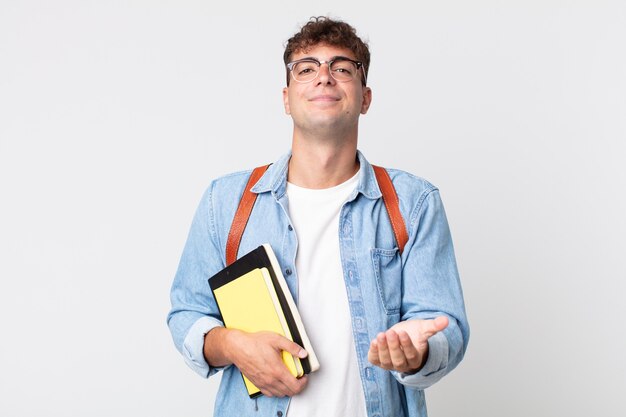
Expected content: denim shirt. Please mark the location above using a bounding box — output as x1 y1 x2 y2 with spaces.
167 151 469 417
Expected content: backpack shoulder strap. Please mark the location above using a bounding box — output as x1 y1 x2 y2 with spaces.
372 165 409 253
225 164 270 265
225 164 409 264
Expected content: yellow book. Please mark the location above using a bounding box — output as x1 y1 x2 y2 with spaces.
212 267 302 396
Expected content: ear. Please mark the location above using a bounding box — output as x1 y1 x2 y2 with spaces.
283 87 291 115
360 86 372 114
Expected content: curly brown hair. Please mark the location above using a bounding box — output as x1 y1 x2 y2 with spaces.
283 16 370 86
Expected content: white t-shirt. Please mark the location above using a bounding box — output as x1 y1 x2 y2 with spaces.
285 171 367 417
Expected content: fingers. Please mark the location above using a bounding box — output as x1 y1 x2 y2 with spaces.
384 330 409 371
240 332 307 397
373 332 392 369
368 330 422 373
261 374 308 398
258 364 308 397
275 336 308 359
397 330 420 369
384 331 407 370
367 338 380 365
369 331 400 370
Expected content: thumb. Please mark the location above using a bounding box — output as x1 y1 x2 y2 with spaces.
275 336 308 359
422 316 449 338
433 315 449 332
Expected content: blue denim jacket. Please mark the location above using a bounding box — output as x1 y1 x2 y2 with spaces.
167 151 469 417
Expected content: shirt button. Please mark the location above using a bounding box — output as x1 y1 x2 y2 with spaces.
277 412 283 417
349 270 357 284
288 225 293 231
285 268 292 276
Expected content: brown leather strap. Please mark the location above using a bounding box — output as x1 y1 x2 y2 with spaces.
226 164 408 264
372 165 409 253
225 164 270 265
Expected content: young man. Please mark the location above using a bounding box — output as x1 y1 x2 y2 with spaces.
168 17 469 417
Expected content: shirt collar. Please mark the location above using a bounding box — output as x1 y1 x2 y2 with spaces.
251 149 382 200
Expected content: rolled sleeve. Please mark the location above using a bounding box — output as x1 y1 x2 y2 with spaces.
182 316 227 378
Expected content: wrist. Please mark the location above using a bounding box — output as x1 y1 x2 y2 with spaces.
204 326 236 367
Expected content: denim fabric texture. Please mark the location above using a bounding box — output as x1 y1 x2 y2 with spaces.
167 151 469 417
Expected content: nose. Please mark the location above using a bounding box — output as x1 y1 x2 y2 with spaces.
316 62 336 85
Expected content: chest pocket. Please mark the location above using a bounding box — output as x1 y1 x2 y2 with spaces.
371 248 402 315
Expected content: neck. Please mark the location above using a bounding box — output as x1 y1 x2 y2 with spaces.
288 133 359 189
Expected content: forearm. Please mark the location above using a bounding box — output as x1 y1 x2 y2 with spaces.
203 326 237 368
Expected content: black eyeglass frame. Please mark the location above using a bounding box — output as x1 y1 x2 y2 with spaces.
285 56 367 86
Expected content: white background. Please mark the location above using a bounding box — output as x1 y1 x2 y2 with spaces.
1 1 625 416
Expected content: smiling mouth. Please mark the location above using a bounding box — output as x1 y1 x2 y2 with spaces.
310 95 340 102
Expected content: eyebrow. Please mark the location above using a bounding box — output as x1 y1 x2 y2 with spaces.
297 55 354 62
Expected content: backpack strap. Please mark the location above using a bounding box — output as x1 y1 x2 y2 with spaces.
225 164 270 265
225 164 409 264
372 165 409 253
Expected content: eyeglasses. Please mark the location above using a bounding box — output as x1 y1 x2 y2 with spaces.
286 56 367 85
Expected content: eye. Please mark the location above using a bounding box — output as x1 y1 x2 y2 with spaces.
331 61 356 75
334 67 352 75
294 61 318 75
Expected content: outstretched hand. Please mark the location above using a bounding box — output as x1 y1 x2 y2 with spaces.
367 316 449 374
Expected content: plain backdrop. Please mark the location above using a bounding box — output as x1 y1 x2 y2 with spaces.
1 1 625 416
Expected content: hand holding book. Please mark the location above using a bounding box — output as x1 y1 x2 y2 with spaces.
212 328 310 397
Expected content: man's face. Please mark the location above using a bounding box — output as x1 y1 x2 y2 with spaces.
282 44 372 137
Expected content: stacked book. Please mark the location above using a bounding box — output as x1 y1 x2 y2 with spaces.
209 244 320 398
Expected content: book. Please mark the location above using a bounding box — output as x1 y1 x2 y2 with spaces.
208 244 320 398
